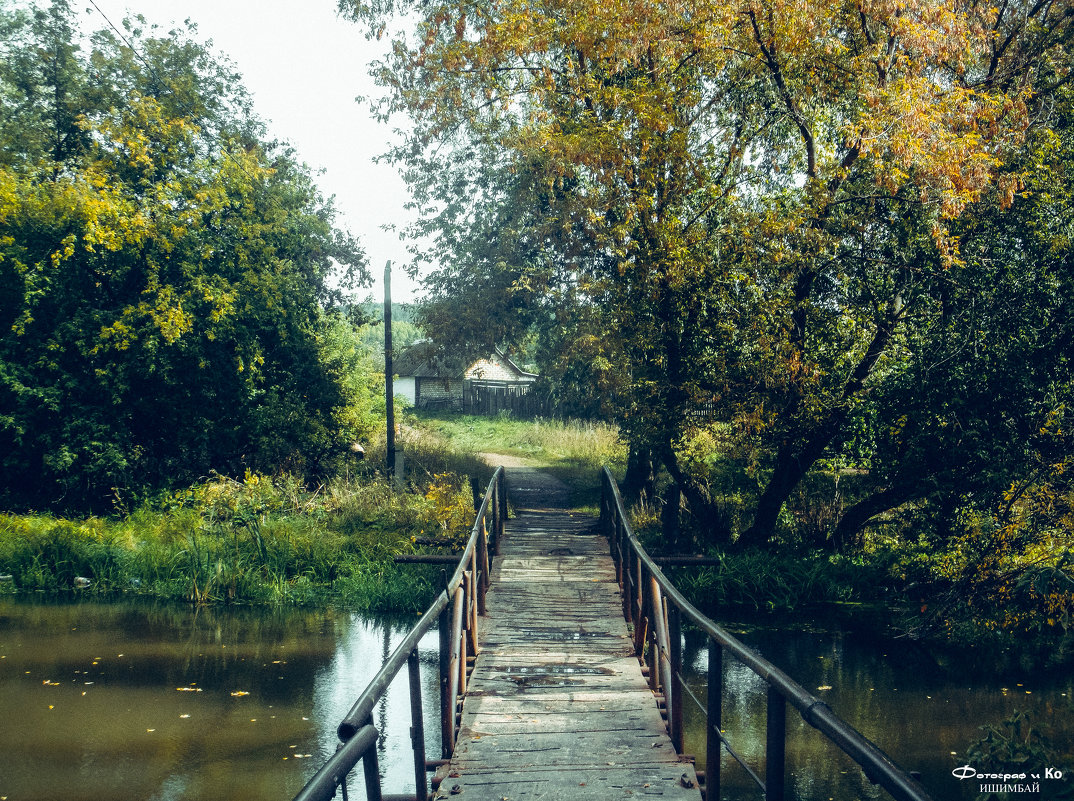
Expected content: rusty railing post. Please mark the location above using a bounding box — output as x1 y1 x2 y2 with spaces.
498 468 508 542
408 649 429 801
362 718 383 801
766 686 786 801
706 639 722 801
669 604 683 753
477 515 489 614
438 576 453 758
650 576 673 705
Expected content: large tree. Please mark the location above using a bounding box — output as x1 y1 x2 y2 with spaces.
0 2 372 510
343 0 1071 543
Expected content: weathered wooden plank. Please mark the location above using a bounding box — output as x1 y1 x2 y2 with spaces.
431 473 699 800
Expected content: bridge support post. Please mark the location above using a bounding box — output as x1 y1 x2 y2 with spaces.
669 605 684 753
766 687 786 801
438 595 453 759
706 640 723 801
362 717 384 801
497 469 508 544
477 517 489 614
407 649 429 801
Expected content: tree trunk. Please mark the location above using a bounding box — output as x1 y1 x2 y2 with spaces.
662 446 732 547
831 484 913 550
739 423 840 547
662 483 682 551
623 446 656 504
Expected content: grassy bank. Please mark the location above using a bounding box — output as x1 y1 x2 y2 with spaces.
0 412 621 610
0 416 499 610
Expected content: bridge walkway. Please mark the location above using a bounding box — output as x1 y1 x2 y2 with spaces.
433 467 699 800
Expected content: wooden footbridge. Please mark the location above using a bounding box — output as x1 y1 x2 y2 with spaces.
294 467 935 801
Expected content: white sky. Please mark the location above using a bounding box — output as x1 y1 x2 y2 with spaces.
80 0 424 302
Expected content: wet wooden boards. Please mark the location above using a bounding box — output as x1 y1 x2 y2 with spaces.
433 478 700 800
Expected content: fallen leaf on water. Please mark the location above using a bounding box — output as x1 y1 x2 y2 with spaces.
176 687 202 692
42 680 60 686
817 685 833 691
231 691 250 697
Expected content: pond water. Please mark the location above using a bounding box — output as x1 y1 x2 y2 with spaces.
1 599 1070 801
0 598 441 801
679 618 1074 801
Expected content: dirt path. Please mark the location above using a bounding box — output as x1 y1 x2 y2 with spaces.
477 452 574 511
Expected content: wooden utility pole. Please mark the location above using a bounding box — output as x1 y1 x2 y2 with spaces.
384 260 395 479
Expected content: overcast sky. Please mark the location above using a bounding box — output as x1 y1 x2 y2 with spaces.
81 0 423 302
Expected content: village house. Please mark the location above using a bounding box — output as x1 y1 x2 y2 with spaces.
392 341 537 409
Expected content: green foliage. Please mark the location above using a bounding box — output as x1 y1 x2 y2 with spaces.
967 712 1074 800
356 319 425 369
664 548 897 613
342 0 1073 561
0 1 373 510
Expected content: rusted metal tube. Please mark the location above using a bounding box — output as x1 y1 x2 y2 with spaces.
293 724 379 801
363 729 383 801
650 576 673 703
669 604 684 754
407 650 429 801
438 596 452 758
766 687 786 801
599 466 935 801
706 640 722 801
450 584 464 711
477 516 490 613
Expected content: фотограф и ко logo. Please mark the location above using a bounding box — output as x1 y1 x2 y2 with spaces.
952 765 1066 795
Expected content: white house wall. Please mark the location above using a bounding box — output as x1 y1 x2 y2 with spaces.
394 376 416 405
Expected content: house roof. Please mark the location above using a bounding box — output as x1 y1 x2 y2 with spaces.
393 342 538 380
392 341 469 379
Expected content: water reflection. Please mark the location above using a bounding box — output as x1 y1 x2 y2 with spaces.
680 620 1074 801
3 600 1071 801
0 599 440 801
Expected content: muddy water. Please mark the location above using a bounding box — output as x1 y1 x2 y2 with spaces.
2 600 1071 801
0 599 440 801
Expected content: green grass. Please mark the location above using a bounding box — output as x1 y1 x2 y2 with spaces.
665 548 901 613
409 410 625 510
0 411 615 611
0 470 465 611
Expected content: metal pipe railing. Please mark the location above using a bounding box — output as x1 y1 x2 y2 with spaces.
293 467 506 801
600 466 934 801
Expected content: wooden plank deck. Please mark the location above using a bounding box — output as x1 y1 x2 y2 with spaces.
433 469 700 800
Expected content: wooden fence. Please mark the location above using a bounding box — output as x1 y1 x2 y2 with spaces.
461 380 553 418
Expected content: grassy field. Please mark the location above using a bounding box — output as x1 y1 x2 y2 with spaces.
410 410 625 510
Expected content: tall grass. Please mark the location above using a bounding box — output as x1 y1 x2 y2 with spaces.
413 411 623 470
0 470 469 611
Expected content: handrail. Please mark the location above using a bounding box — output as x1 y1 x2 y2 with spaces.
293 466 507 801
600 466 934 801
